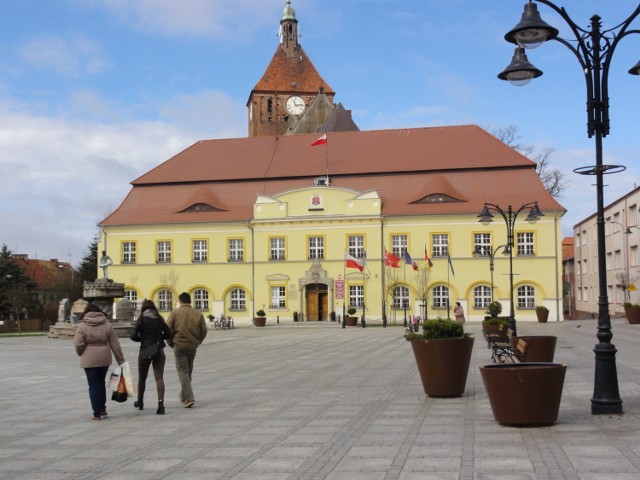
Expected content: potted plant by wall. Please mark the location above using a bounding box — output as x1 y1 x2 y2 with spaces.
405 318 474 397
485 300 503 319
254 309 267 327
535 305 550 323
623 302 640 324
345 307 358 327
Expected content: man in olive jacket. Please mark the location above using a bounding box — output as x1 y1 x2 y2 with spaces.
166 292 208 408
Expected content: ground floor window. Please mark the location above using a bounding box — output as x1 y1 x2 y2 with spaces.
517 285 535 309
230 288 246 311
157 289 173 311
392 286 409 309
349 285 364 308
432 285 449 309
473 285 492 309
270 286 286 309
193 289 209 311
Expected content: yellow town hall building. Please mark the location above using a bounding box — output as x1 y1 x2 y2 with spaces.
99 1 565 324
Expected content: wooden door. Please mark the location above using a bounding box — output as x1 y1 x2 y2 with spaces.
306 291 319 321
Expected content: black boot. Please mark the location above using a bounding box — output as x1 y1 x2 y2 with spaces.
156 400 165 415
134 399 144 410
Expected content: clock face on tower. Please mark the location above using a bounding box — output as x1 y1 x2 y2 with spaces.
286 96 305 115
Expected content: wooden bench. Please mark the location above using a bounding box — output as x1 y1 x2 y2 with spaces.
489 336 529 363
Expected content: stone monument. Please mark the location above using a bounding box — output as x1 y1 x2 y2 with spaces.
49 253 132 338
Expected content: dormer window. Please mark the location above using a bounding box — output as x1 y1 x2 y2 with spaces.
314 176 329 186
180 203 222 213
412 193 462 204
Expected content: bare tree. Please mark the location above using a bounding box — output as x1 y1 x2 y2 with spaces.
493 125 567 199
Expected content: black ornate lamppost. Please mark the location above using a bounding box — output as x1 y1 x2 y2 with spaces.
498 0 640 415
478 202 543 337
473 244 509 303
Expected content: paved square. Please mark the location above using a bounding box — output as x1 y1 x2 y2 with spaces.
1 319 639 479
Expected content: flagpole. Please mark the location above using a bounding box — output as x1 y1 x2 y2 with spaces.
325 132 329 179
361 253 366 328
342 251 346 329
403 260 407 327
447 259 451 320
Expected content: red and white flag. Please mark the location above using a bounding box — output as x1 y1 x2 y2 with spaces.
310 133 327 146
384 248 400 268
345 252 364 272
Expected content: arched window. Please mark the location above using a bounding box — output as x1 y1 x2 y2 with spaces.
517 285 536 310
157 289 173 312
392 286 409 309
124 289 138 302
230 288 246 311
193 289 209 311
432 285 449 309
473 285 492 309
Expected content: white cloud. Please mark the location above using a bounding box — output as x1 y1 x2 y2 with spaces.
93 0 282 39
0 89 246 264
18 34 110 76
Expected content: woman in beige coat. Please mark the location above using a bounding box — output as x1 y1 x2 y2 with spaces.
74 304 126 420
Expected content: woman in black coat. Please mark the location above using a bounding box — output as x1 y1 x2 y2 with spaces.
130 299 173 414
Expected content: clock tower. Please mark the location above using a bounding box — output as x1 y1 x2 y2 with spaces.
247 1 335 137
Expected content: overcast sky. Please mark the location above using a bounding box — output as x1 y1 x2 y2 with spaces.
1 0 639 266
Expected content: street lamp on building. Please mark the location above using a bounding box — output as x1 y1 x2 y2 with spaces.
477 202 543 336
473 244 509 303
498 0 640 415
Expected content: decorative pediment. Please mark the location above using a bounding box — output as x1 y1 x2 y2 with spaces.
299 258 334 290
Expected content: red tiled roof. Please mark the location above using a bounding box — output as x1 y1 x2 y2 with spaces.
101 125 565 227
249 45 334 101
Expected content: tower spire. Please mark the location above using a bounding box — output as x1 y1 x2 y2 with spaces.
279 0 299 56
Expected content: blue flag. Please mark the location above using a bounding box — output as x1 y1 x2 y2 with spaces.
447 254 455 277
404 250 413 266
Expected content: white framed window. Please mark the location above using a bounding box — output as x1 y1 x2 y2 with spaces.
157 289 173 311
230 288 246 311
122 242 136 264
193 289 209 311
124 289 138 302
517 285 535 309
474 233 491 256
473 285 492 309
270 286 286 309
392 286 409 309
193 240 208 263
156 241 171 264
432 285 449 309
349 285 364 308
391 235 408 257
614 250 622 269
228 239 244 262
517 232 535 256
605 217 612 235
348 235 365 258
308 236 324 259
432 234 449 258
630 246 638 267
630 206 638 226
270 237 285 261
606 252 613 270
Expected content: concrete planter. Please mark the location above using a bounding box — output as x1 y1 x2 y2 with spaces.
410 336 474 397
480 362 566 426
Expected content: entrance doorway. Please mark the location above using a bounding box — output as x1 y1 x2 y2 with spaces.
305 284 328 321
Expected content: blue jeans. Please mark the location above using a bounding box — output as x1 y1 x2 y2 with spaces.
84 366 109 418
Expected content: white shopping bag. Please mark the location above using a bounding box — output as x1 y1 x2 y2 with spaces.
120 361 136 397
108 366 122 392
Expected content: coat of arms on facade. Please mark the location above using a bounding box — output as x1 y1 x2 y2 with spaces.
310 194 323 209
